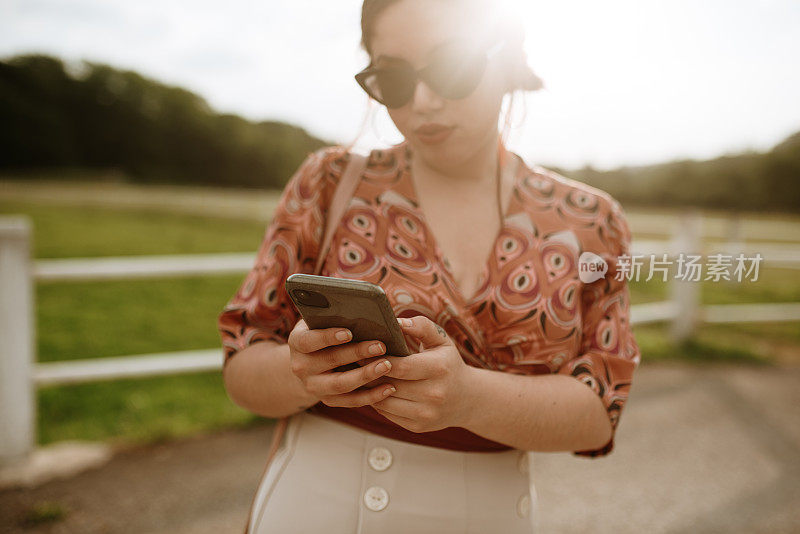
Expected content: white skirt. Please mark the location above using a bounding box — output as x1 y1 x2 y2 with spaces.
247 411 538 534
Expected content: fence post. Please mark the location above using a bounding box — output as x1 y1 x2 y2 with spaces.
0 216 35 466
668 209 703 345
724 212 743 287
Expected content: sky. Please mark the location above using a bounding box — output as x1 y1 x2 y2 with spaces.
2 0 799 170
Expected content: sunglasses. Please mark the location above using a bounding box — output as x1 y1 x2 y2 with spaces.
355 38 506 109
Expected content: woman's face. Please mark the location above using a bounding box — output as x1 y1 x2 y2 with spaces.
369 0 508 169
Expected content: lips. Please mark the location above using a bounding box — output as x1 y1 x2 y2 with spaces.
415 123 453 135
414 123 454 144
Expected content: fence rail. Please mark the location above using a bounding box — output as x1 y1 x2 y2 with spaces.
33 350 223 387
34 252 255 281
29 301 800 390
2 212 800 466
30 241 800 282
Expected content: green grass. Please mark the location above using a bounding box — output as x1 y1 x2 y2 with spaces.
0 199 270 445
38 372 259 446
3 189 798 448
632 324 772 365
701 267 800 304
35 274 263 446
628 267 800 365
627 264 799 306
22 501 68 526
629 276 669 304
37 276 243 361
0 201 266 258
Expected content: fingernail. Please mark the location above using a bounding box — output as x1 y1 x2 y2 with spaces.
375 360 391 374
383 386 396 396
336 329 351 341
399 318 412 327
368 342 384 355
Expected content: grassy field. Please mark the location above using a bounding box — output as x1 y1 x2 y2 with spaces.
1 189 799 447
0 201 266 258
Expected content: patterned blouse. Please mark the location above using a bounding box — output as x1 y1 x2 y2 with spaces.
217 141 641 457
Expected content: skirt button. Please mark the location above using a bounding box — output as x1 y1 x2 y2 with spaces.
368 446 393 471
364 486 389 512
516 493 531 518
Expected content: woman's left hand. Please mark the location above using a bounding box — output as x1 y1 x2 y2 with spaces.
369 316 476 433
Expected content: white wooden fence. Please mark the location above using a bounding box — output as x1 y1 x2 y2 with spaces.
2 213 800 466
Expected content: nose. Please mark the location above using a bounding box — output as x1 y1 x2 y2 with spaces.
410 79 445 112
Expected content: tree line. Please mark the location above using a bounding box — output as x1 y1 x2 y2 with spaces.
1 53 798 212
0 54 326 189
555 134 800 213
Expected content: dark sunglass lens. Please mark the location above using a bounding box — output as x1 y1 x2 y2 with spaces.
425 43 487 99
366 68 416 108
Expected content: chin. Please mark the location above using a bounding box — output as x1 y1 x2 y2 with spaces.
410 130 459 152
412 139 461 164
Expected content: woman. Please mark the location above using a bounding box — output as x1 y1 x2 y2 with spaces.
218 0 641 532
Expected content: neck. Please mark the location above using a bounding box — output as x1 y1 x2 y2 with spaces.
408 131 503 187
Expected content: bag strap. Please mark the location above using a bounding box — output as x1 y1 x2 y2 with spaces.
243 149 367 534
314 151 368 275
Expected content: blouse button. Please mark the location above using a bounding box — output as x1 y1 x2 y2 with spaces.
364 485 389 512
516 493 531 518
368 446 393 472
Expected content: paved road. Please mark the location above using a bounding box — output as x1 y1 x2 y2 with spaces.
1 362 798 533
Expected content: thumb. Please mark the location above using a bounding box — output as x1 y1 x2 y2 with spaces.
397 316 452 349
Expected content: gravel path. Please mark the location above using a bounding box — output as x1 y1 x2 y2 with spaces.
1 361 798 534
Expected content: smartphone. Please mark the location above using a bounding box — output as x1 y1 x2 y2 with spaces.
285 274 412 371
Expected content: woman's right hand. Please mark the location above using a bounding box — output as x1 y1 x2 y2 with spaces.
287 319 396 408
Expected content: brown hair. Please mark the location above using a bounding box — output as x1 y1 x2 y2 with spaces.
360 0 401 57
